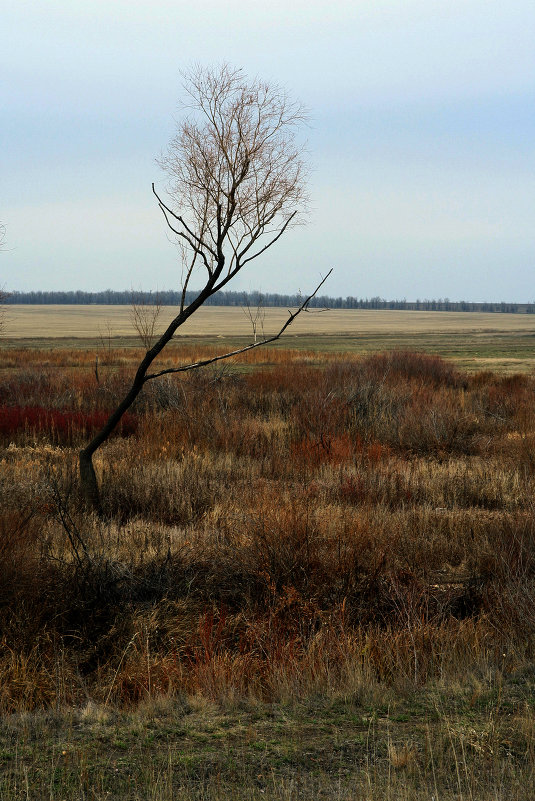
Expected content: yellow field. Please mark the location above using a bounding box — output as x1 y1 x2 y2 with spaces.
7 303 535 338
4 304 535 373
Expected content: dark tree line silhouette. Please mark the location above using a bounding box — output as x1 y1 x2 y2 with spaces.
5 289 534 314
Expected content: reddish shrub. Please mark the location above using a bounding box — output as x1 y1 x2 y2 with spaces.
0 405 137 443
476 374 534 422
360 350 464 388
366 442 391 463
291 433 353 467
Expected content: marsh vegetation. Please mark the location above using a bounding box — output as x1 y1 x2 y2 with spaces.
1 343 535 797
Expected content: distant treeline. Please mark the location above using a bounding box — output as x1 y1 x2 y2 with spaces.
5 290 535 314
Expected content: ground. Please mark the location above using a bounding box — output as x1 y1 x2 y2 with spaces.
1 307 535 799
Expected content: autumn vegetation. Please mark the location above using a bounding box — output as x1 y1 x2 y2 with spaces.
1 344 535 705
1 343 535 797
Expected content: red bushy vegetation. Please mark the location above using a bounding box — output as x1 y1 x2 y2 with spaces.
0 405 137 444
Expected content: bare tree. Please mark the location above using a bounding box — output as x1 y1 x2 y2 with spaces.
130 290 163 349
243 294 266 344
79 64 330 510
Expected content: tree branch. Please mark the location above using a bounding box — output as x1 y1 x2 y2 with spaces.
144 269 333 381
156 203 214 275
238 211 297 268
152 184 218 260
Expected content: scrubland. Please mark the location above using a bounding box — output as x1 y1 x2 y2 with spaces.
1 343 535 799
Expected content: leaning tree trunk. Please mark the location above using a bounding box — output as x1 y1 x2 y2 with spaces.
79 447 101 511
78 272 331 512
79 388 141 512
79 383 144 512
78 286 215 511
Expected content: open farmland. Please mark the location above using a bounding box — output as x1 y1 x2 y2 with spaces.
11 304 535 339
6 303 535 372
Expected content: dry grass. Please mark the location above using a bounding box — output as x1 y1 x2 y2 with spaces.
7 303 535 338
1 346 535 797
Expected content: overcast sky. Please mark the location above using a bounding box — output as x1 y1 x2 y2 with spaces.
3 0 534 300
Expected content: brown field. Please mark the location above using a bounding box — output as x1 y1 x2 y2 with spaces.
1 341 535 798
8 303 535 338
6 304 535 375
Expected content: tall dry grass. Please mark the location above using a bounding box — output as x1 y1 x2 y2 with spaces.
0 349 534 711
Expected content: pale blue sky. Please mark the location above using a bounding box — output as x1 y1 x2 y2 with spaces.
3 0 534 300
